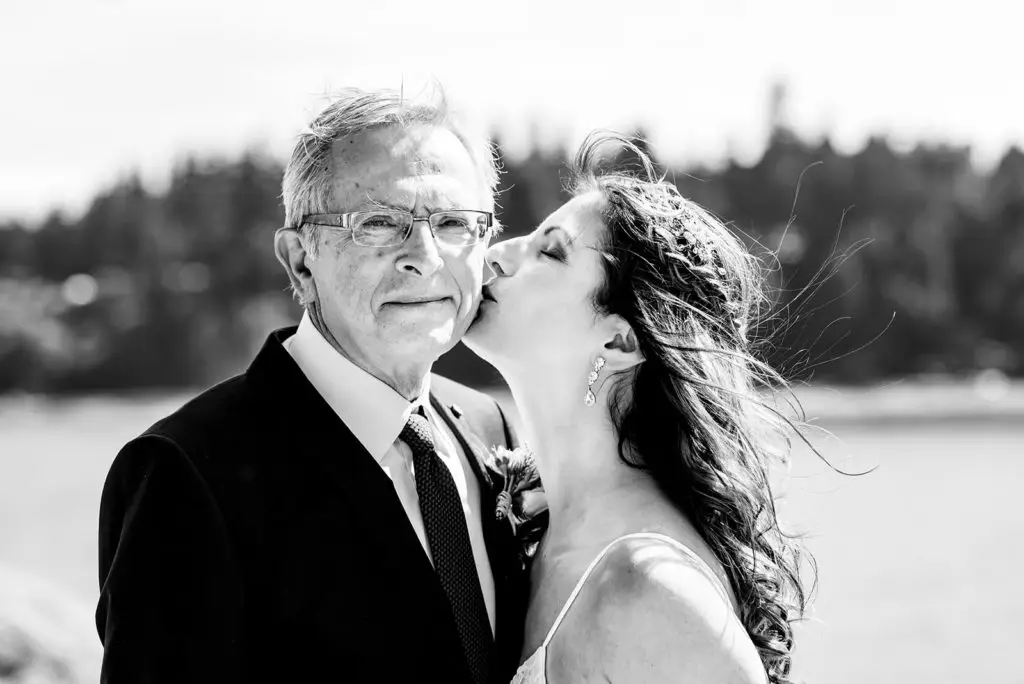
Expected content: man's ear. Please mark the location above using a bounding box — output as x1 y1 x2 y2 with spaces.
601 316 644 371
275 227 315 303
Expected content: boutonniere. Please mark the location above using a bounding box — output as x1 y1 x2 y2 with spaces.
488 445 547 559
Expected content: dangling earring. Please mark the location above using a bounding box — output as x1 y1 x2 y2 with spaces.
584 357 606 406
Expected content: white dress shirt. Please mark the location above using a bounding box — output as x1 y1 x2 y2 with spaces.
282 313 496 634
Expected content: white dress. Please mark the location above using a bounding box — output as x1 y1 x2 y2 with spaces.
509 532 732 684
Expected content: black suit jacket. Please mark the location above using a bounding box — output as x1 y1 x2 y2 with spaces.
96 328 527 683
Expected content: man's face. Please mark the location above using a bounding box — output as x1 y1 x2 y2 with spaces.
307 124 491 371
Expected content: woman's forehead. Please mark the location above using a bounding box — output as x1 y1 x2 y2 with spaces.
538 192 606 245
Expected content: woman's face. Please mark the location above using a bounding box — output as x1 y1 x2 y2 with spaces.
463 191 609 372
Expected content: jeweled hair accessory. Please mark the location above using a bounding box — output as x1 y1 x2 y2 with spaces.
671 207 744 336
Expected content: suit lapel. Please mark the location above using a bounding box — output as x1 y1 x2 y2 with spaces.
430 394 512 580
430 393 526 679
430 394 502 492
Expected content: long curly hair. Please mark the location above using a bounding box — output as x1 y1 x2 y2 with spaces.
570 132 815 683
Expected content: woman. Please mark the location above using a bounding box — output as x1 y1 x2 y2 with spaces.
464 133 812 684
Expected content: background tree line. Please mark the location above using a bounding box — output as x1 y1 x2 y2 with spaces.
1 115 1021 394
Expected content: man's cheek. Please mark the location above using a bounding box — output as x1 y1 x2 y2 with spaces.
332 253 368 288
451 255 484 309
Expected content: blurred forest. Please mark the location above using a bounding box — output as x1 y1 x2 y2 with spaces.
1 101 1022 394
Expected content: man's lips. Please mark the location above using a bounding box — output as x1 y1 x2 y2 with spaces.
481 286 497 303
385 296 453 306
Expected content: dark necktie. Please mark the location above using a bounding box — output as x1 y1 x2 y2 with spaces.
401 410 492 684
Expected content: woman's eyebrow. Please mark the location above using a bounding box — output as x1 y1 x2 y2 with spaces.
542 225 576 247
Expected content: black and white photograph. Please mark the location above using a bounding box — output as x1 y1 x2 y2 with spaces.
1 1 1022 682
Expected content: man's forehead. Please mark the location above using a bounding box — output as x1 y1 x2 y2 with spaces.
328 124 485 207
331 124 468 175
368 174 472 208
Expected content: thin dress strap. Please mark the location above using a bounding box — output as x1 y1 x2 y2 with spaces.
540 531 729 648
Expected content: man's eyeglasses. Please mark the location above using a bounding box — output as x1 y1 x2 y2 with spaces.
300 210 494 247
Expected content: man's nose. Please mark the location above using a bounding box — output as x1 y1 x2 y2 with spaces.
395 219 444 277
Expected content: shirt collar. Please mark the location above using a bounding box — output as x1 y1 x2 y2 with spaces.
282 312 431 462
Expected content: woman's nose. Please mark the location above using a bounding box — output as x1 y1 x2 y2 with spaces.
488 255 507 277
486 238 518 278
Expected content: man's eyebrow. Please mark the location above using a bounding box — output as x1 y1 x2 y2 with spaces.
362 198 424 213
363 194 462 214
364 197 405 211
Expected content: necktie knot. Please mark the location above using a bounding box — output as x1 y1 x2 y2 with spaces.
401 412 435 455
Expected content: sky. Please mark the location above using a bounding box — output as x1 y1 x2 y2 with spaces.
1 0 1022 221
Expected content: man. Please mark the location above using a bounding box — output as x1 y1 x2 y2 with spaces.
96 87 526 684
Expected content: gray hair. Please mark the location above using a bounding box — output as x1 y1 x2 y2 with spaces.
281 85 500 257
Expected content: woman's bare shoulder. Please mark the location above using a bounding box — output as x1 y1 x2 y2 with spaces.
551 535 765 684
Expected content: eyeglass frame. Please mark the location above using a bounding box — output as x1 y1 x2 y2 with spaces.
299 209 496 248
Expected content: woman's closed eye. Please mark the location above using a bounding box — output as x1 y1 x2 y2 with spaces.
540 245 567 262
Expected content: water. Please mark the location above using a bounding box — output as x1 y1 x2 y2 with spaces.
783 422 1023 683
1 392 1021 683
